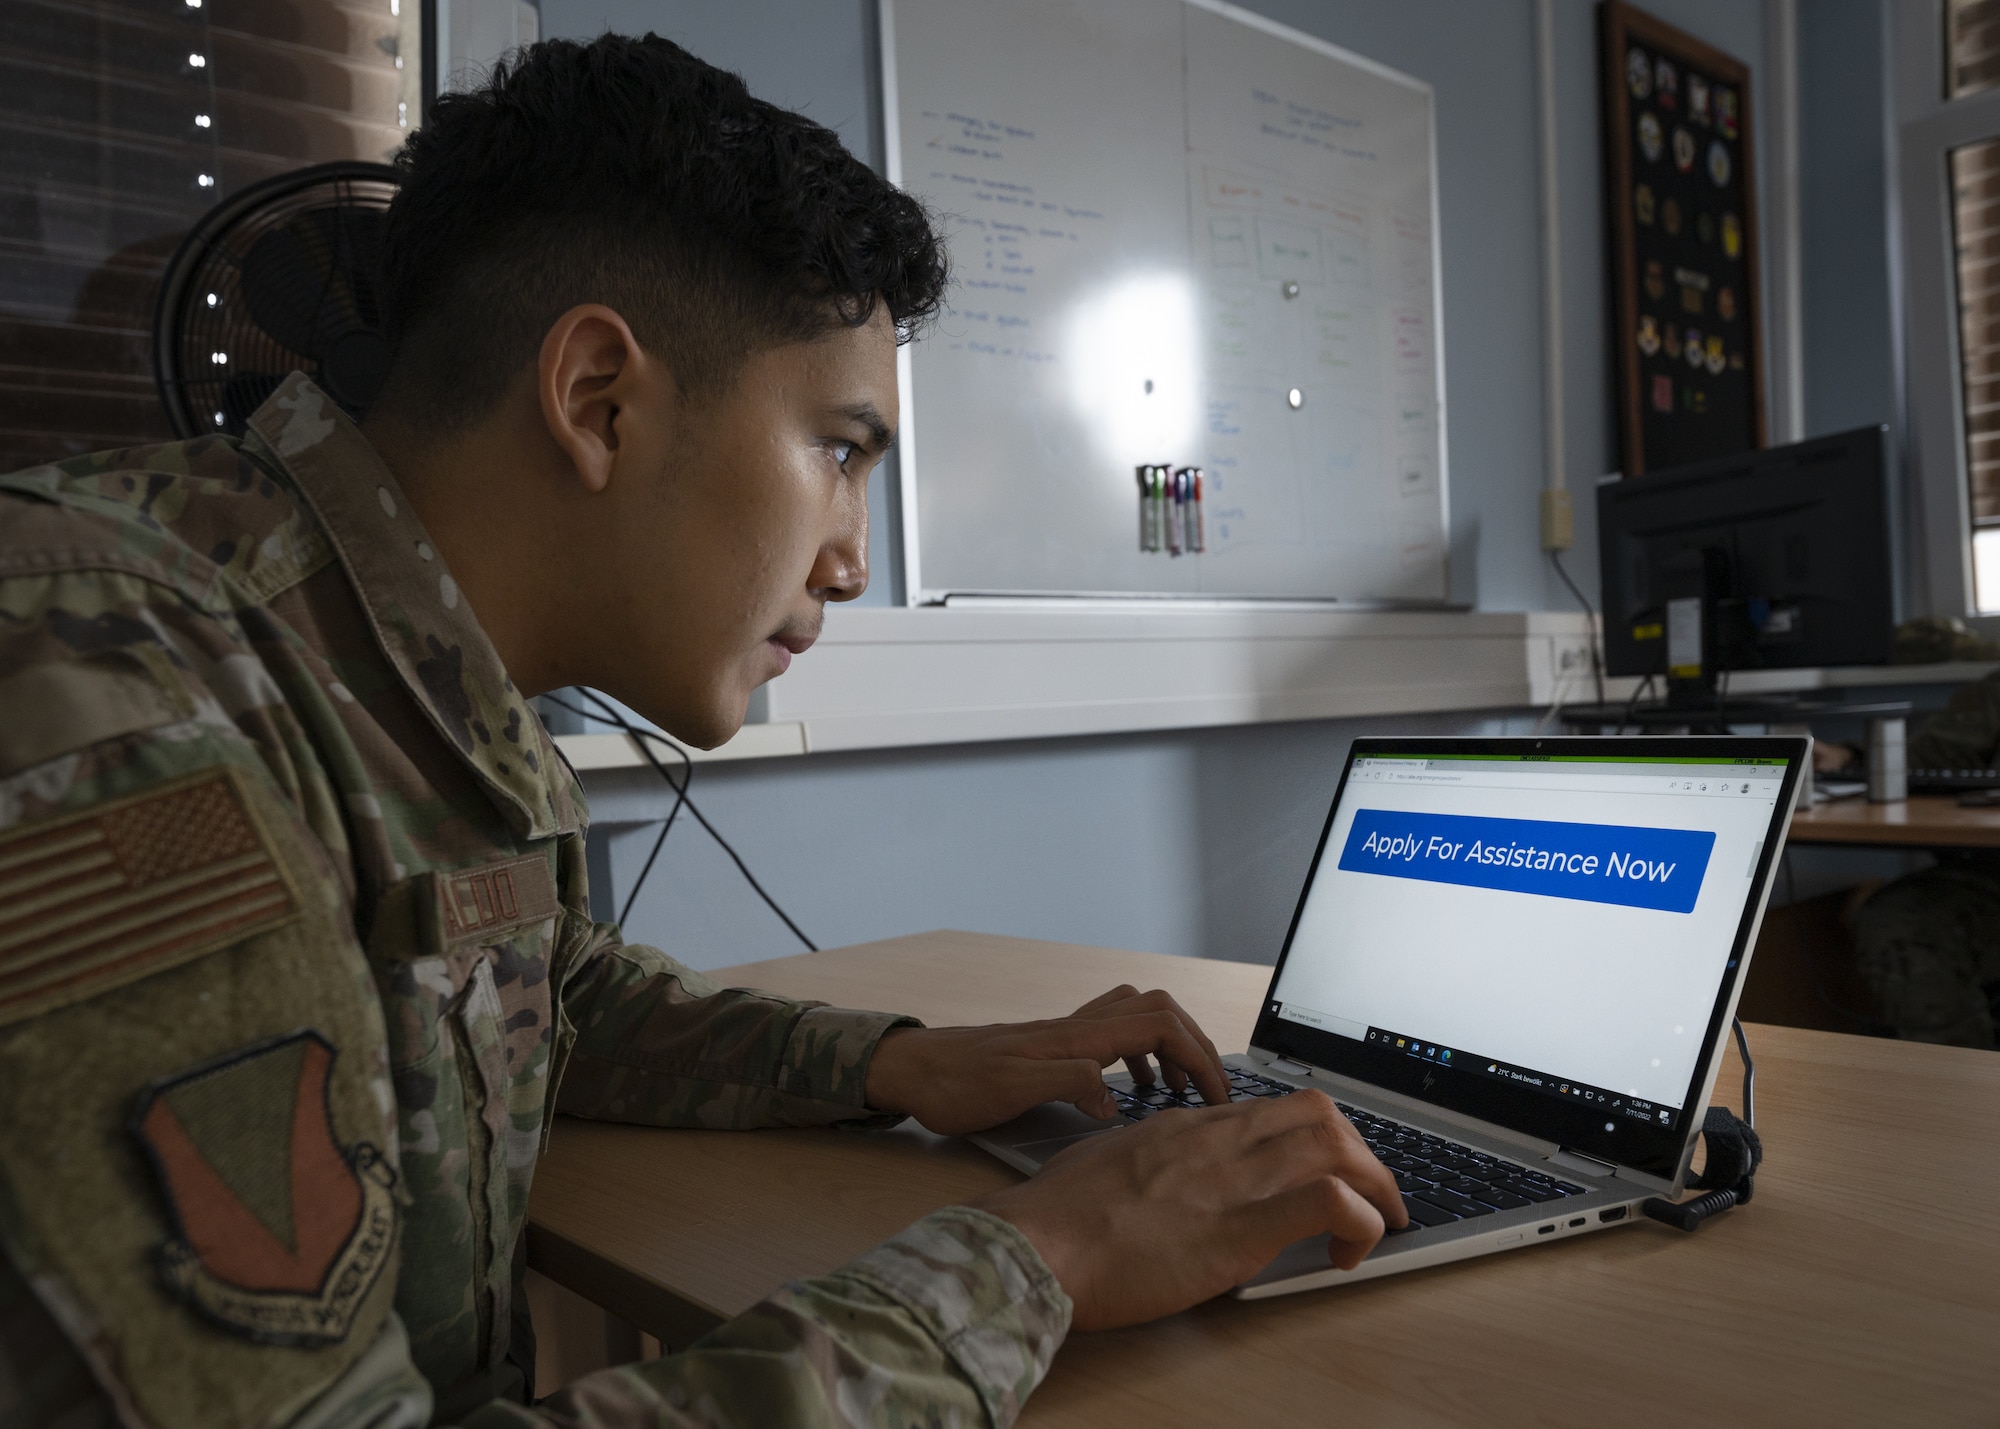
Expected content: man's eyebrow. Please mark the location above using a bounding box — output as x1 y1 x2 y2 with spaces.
836 403 896 453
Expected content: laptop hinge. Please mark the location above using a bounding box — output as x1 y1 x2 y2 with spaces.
1267 1057 1314 1077
1549 1147 1618 1179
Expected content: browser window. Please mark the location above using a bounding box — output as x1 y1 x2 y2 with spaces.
1269 753 1785 1116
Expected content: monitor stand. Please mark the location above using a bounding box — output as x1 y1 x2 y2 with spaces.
1557 692 1912 733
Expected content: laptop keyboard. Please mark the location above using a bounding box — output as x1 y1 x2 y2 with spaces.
1108 1067 1588 1233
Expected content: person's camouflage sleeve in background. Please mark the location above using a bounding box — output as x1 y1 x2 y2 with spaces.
0 375 1070 1429
1907 668 2000 772
1847 668 2000 1048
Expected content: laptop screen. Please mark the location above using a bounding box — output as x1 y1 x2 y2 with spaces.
1252 737 1803 1181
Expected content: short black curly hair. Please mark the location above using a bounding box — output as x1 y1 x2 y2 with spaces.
376 33 946 424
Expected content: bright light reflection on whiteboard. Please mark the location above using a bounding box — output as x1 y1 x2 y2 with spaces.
1063 272 1202 471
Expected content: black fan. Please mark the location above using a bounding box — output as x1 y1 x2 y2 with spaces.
154 161 398 439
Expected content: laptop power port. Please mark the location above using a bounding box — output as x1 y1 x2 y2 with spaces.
1537 1224 1556 1235
1568 1217 1586 1227
1598 1205 1628 1223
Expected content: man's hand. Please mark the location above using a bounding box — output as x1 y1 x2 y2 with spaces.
864 985 1229 1136
1814 740 1858 775
975 1089 1406 1329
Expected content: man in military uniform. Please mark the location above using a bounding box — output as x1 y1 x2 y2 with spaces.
1819 671 2000 1047
0 34 1403 1429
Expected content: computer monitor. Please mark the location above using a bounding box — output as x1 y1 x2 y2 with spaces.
1596 425 1896 701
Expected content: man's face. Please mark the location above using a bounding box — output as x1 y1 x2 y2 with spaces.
601 307 896 747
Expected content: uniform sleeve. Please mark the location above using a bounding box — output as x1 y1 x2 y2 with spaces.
554 918 920 1130
465 1207 1070 1429
5 1204 1070 1429
1908 671 2000 771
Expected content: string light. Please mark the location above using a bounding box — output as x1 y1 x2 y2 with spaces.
214 411 226 426
196 173 215 188
206 293 218 307
188 52 206 67
211 351 228 365
194 113 211 128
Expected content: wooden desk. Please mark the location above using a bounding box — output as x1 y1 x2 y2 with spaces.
528 931 2000 1425
1789 793 2000 848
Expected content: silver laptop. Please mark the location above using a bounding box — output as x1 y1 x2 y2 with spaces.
972 734 1808 1297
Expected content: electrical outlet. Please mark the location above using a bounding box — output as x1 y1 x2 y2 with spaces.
1559 642 1589 672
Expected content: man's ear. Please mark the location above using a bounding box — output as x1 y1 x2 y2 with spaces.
537 304 665 494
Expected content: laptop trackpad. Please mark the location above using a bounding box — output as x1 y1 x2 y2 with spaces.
975 1100 1124 1170
1012 1126 1122 1163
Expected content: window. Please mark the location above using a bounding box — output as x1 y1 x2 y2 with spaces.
1949 138 2000 608
0 0 416 475
1898 0 2000 618
1951 0 2000 100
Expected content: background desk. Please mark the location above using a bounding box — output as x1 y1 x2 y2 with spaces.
1789 793 2000 848
527 932 2000 1425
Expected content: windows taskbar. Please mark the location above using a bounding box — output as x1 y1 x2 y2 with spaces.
1364 1026 1679 1128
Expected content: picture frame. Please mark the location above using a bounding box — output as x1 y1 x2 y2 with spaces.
1600 1 1766 478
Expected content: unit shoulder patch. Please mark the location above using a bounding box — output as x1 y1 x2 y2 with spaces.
0 769 299 1027
130 1030 395 1346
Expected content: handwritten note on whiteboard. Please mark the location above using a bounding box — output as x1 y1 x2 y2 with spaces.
886 0 1445 602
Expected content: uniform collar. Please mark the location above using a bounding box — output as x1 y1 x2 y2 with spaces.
246 374 581 842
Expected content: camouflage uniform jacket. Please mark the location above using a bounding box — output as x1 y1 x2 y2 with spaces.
1907 670 2000 875
1908 668 2000 772
0 374 1070 1429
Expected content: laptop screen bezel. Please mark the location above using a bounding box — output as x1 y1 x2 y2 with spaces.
1249 734 1806 1182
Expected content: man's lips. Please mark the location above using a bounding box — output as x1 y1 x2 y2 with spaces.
767 627 817 674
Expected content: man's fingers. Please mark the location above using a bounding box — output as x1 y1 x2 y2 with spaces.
1065 988 1231 1106
1011 1057 1119 1119
1048 1010 1230 1106
1069 984 1141 1018
1122 1053 1157 1087
1231 1109 1405 1225
1213 1091 1404 1225
1251 1176 1388 1271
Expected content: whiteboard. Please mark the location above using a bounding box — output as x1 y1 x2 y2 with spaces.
883 0 1449 603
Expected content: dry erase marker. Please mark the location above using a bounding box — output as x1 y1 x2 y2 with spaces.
1184 467 1206 552
1135 465 1151 552
1149 464 1167 552
1166 465 1184 555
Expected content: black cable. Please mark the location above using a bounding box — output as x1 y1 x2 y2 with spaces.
1732 1015 1754 1130
572 690 819 951
543 689 818 951
1640 1018 1761 1232
1548 549 1606 706
1620 668 1658 732
542 692 689 924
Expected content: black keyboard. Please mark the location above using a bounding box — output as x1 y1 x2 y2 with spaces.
1907 767 2000 793
1108 1068 1588 1233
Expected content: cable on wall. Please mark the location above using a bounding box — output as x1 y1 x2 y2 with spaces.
542 689 819 952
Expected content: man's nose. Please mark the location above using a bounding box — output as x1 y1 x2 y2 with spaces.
811 488 869 603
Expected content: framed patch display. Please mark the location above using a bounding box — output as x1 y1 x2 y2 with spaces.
1600 1 1764 476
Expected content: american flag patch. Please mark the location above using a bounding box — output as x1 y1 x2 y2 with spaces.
0 771 297 1027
